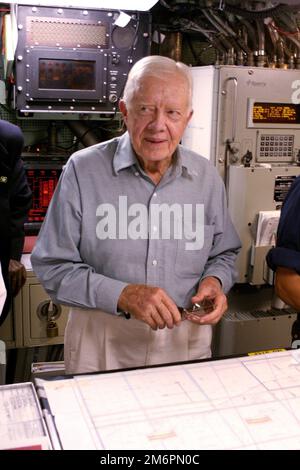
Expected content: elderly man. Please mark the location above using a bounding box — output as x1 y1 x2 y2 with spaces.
31 56 241 374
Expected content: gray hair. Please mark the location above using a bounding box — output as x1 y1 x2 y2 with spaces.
122 55 193 111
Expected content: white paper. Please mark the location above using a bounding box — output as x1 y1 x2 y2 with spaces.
114 11 131 27
39 350 300 450
255 210 280 246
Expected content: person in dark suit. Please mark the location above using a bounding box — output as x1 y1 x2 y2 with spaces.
0 120 32 325
267 176 300 309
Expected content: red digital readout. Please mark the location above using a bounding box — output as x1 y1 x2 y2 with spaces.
26 168 61 223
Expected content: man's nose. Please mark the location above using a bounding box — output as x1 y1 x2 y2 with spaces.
148 110 166 130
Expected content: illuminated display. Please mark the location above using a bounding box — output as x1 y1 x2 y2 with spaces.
26 168 62 223
253 102 300 124
39 59 95 91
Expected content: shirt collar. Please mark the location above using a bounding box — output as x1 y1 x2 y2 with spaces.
113 131 197 178
113 132 138 174
176 145 198 178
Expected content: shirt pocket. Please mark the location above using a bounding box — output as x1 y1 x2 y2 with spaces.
175 225 214 277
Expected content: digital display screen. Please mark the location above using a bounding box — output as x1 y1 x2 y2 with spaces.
253 102 300 124
39 59 95 91
26 167 62 224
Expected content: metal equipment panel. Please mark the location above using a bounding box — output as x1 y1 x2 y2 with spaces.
15 5 151 115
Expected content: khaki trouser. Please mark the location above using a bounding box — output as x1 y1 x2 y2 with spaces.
64 308 212 375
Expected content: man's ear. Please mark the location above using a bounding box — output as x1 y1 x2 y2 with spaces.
183 109 193 129
119 100 128 121
187 109 193 124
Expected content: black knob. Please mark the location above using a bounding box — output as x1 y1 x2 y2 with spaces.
109 94 118 103
111 56 120 65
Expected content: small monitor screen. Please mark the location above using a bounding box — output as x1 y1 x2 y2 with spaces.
39 59 95 90
253 102 300 124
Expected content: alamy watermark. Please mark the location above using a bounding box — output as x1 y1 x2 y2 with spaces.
291 80 300 104
96 196 204 251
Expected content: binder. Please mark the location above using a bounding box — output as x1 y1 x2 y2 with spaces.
0 382 51 450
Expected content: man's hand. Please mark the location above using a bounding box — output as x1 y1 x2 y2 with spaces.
188 276 228 325
118 284 181 330
9 259 27 297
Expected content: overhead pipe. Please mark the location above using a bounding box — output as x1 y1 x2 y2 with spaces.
67 121 100 148
201 9 242 64
169 4 300 69
256 19 266 66
172 17 228 56
275 11 300 60
223 12 253 56
202 9 243 52
265 20 284 67
223 2 287 20
237 17 258 51
212 9 252 60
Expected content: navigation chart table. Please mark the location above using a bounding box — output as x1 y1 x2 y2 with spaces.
37 350 300 450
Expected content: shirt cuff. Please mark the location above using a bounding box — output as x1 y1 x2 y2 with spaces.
95 278 129 315
201 269 233 294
